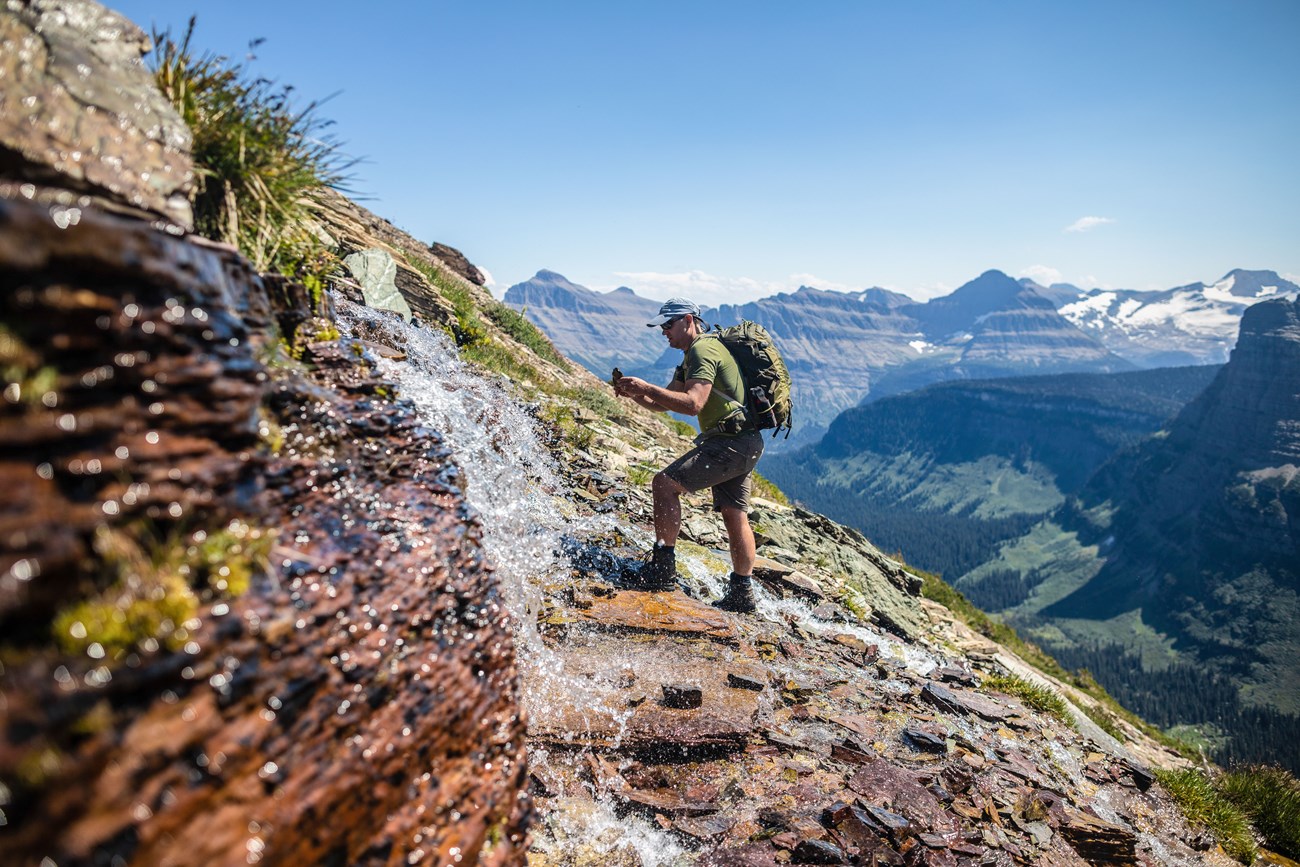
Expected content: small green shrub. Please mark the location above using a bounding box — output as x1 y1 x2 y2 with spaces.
1218 764 1300 859
149 19 353 278
668 418 696 438
981 673 1075 729
751 471 789 505
485 303 571 371
1154 768 1256 864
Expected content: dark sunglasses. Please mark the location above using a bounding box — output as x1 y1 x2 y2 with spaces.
660 315 685 332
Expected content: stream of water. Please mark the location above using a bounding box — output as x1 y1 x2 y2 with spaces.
335 300 942 865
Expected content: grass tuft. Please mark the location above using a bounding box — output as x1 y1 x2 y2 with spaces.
1154 767 1257 864
485 304 571 371
981 673 1075 728
150 18 353 279
752 471 789 506
1218 764 1300 859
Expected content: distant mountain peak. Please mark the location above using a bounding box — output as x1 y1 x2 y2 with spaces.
1215 268 1299 300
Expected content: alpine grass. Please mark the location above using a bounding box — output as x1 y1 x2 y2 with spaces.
1217 764 1300 859
1153 767 1256 864
150 18 353 279
981 673 1075 729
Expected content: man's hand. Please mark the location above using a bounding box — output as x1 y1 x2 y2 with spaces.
614 375 650 398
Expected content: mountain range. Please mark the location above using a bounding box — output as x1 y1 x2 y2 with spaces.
769 296 1300 770
505 267 1297 445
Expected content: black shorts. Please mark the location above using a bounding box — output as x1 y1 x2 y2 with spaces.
661 429 764 512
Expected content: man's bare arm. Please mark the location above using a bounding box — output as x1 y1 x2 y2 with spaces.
614 376 711 416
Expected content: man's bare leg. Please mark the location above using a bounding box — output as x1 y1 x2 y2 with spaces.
720 505 756 576
652 471 687 546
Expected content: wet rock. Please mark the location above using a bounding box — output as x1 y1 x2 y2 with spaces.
1059 808 1138 865
0 195 268 633
0 1 194 225
528 635 763 750
673 812 735 840
753 556 826 601
903 727 949 754
792 838 846 863
543 588 739 640
848 760 954 833
728 672 765 691
663 683 704 709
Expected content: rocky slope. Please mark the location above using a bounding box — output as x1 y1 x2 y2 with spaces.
0 2 1262 865
1028 270 1300 368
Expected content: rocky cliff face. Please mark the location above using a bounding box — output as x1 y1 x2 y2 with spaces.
0 4 528 863
1046 296 1300 664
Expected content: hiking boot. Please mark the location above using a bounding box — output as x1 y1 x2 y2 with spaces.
711 573 757 613
625 544 677 591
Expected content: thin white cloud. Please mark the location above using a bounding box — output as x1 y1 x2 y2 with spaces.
1018 265 1063 286
1065 216 1115 233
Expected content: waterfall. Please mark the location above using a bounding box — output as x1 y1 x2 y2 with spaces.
335 299 940 864
335 301 690 864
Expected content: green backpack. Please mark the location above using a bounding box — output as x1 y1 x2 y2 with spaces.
711 320 794 438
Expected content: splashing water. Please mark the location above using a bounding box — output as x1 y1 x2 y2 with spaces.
335 301 946 865
335 302 689 864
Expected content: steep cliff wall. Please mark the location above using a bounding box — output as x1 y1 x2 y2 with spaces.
0 3 528 864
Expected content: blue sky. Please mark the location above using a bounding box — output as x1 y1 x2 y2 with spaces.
107 1 1299 305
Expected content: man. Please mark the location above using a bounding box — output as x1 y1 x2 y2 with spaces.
613 298 764 613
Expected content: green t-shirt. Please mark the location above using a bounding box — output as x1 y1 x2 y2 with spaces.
674 335 746 434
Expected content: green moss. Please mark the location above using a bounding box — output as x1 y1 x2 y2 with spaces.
1154 767 1256 863
981 674 1075 728
49 521 273 664
16 743 63 789
53 571 198 659
193 520 275 596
